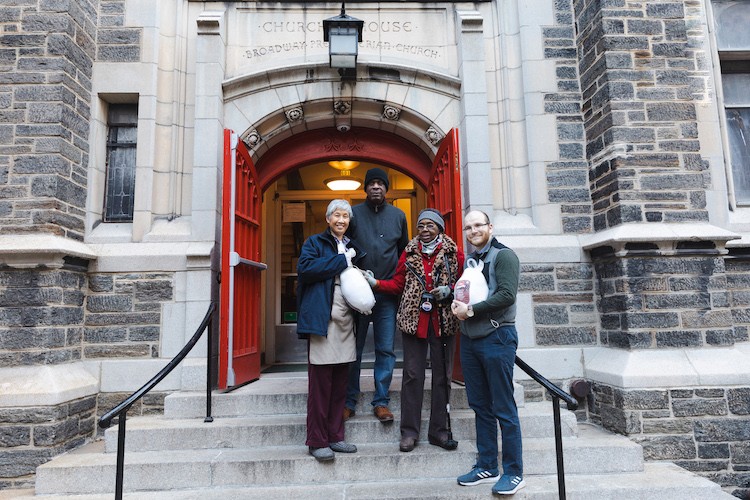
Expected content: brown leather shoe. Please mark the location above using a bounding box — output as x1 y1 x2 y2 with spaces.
343 407 355 421
373 405 394 423
399 436 417 452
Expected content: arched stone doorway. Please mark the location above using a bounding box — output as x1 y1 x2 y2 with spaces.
218 66 464 378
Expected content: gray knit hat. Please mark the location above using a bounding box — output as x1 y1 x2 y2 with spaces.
417 208 445 232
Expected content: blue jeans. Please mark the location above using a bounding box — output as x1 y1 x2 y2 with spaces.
346 293 398 409
460 325 523 476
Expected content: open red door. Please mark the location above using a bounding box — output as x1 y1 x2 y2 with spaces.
219 130 266 389
427 128 464 382
428 128 462 246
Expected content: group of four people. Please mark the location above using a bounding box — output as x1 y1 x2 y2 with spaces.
295 168 525 495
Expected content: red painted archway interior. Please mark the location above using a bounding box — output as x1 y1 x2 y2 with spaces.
254 128 433 192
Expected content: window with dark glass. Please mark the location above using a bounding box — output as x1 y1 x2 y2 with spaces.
103 104 138 222
713 1 750 204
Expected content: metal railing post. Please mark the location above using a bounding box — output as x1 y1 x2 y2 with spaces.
205 315 213 423
552 396 567 500
115 410 127 500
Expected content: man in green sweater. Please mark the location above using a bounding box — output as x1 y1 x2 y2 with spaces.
451 210 525 496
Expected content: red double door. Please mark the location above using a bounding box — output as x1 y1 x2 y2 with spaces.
219 128 462 388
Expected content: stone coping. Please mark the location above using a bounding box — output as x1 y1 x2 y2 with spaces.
584 345 750 389
0 234 96 267
579 222 740 251
0 363 98 408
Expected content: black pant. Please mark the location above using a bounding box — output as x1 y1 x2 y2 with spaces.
399 324 455 442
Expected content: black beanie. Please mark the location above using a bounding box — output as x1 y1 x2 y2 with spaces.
364 167 389 192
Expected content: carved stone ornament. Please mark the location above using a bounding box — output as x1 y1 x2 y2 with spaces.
383 105 401 121
425 126 442 145
334 100 352 115
285 107 304 123
322 131 365 154
246 129 262 148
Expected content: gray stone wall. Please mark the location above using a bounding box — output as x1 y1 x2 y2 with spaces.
522 263 598 347
591 243 736 349
1 0 99 241
544 0 592 234
0 395 96 490
726 253 750 346
573 0 710 230
97 0 141 62
586 383 750 497
0 264 86 368
84 272 174 358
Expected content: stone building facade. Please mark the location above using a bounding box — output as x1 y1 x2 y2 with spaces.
1 0 750 496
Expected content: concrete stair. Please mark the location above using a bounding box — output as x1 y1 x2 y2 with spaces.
33 370 732 499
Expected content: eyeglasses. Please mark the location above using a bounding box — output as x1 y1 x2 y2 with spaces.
417 222 438 231
463 222 489 232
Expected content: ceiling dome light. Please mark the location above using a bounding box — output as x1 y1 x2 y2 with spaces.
325 169 362 191
328 160 360 170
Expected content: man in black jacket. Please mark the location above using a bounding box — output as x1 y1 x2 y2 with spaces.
345 167 409 423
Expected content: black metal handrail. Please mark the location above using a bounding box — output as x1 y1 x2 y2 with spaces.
515 355 578 500
98 302 216 500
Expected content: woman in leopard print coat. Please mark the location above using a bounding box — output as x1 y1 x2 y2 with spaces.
369 209 464 453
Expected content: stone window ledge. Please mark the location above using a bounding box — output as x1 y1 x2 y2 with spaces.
0 234 96 269
580 223 740 254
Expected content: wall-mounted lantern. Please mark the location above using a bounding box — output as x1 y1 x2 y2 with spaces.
323 2 364 80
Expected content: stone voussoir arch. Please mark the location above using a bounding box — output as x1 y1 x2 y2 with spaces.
221 62 462 190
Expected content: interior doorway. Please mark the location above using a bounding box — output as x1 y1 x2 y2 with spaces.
264 162 427 366
219 125 462 385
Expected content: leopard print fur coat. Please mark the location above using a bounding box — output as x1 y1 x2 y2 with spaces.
396 234 461 337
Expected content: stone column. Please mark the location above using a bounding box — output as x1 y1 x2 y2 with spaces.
573 1 750 491
0 0 102 487
456 10 493 215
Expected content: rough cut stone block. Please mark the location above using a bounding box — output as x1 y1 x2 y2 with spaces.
674 459 730 472
672 399 728 417
728 389 750 415
33 418 80 446
655 330 703 348
86 294 132 313
646 102 696 122
88 275 113 292
135 280 173 302
622 312 679 329
642 418 694 434
0 448 55 477
0 426 31 447
533 305 569 325
695 419 750 442
636 435 696 460
536 326 596 345
615 389 669 410
129 326 160 341
601 406 641 434
696 389 725 398
646 3 685 19
699 442 730 459
83 326 127 343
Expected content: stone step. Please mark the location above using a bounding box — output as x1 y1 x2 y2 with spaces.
104 403 578 452
163 370 527 418
36 426 643 496
33 463 732 499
